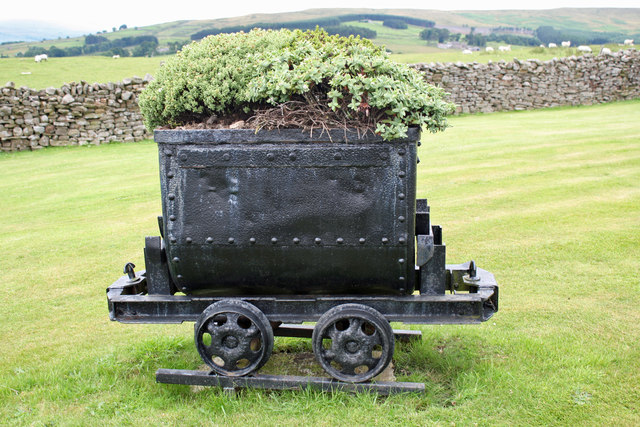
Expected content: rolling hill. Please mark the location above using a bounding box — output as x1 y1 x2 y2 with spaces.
1 8 638 57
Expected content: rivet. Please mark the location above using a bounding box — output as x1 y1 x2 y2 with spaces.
206 237 213 244
399 288 405 293
177 275 183 280
293 237 300 244
208 186 216 192
337 237 344 244
248 237 255 244
179 153 187 161
186 237 192 244
382 237 389 244
398 258 405 264
398 148 406 155
289 153 297 161
170 237 177 244
228 237 235 244
399 237 406 244
169 215 176 221
222 153 231 161
399 276 406 282
334 153 342 160
167 172 174 178
172 257 180 263
315 238 322 245
398 215 405 222
180 286 187 291
359 238 366 244
398 171 406 178
271 237 278 244
164 149 172 156
398 193 405 200
168 193 175 200
267 153 275 161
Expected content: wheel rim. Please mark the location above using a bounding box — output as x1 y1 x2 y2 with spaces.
312 304 394 383
195 300 273 376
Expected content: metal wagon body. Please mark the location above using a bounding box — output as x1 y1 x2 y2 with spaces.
107 128 498 390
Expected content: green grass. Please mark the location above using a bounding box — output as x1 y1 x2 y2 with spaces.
1 100 639 424
0 56 166 89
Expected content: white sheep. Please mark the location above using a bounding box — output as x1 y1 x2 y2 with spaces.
624 39 634 46
577 45 592 53
34 54 48 63
462 49 473 55
498 45 511 52
112 55 120 59
548 43 557 48
600 47 612 55
485 46 494 52
561 41 571 47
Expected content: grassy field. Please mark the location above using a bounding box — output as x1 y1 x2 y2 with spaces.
0 56 166 89
2 46 632 89
1 100 639 424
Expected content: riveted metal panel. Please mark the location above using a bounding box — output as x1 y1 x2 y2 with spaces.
156 128 419 296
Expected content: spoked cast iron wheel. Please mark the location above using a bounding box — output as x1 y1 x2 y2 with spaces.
312 303 394 383
194 300 273 376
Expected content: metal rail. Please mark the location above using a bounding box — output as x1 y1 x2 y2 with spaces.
156 369 425 395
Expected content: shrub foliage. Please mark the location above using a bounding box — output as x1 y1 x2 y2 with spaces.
139 29 453 140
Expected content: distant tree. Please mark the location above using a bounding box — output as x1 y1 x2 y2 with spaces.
420 28 450 43
24 46 48 56
112 27 117 32
64 46 83 56
119 24 127 30
48 46 67 57
132 41 158 57
420 28 439 41
535 26 562 44
466 33 486 47
438 28 450 43
383 19 408 30
109 47 130 57
85 34 108 44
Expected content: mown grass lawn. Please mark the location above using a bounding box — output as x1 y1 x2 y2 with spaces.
1 100 639 425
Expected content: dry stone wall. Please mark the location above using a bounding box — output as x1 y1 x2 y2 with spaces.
0 74 152 152
1 50 638 152
413 49 640 114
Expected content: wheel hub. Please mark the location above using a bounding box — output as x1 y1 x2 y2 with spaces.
345 340 360 354
223 335 239 349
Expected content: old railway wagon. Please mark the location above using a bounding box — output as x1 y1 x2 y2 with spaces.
107 127 498 388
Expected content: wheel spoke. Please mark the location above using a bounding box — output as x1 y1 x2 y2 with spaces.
242 324 259 338
345 317 363 337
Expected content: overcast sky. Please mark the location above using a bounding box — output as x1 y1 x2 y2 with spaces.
4 0 639 32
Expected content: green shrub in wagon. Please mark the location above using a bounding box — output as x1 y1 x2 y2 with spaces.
138 28 454 139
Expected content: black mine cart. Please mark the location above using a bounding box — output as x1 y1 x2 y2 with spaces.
107 127 499 394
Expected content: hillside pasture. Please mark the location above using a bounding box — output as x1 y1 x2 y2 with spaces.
1 46 633 89
0 100 639 424
0 56 165 89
